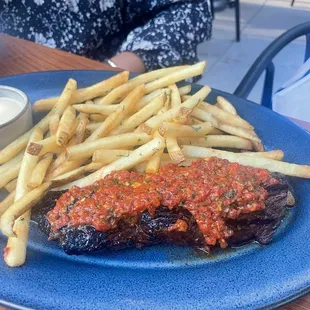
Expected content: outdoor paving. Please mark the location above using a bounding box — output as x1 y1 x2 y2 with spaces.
198 0 310 103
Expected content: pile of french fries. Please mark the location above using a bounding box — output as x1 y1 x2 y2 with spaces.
1 61 310 267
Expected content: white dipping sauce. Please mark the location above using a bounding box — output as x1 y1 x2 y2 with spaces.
0 97 24 125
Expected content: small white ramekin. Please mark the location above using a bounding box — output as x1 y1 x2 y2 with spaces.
0 86 33 149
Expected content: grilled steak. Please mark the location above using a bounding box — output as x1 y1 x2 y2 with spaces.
31 158 294 255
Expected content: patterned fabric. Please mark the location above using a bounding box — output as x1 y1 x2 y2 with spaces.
0 0 212 71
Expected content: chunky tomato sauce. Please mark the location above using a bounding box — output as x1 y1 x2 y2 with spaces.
47 158 279 248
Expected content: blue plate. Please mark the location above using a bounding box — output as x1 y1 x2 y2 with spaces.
0 71 310 310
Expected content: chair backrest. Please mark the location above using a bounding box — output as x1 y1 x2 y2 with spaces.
234 22 310 109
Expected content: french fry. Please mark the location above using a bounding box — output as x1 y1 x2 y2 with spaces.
0 190 16 218
49 113 60 135
14 127 43 200
200 96 258 147
144 130 166 174
186 117 203 125
145 148 164 173
133 162 147 173
89 85 145 140
287 190 295 206
0 152 23 175
110 94 166 135
86 122 101 133
84 129 91 140
47 154 65 173
51 162 106 187
65 114 82 141
73 113 89 144
92 149 132 165
178 85 192 96
44 131 51 138
216 96 237 115
32 98 58 112
135 154 194 173
251 131 265 152
85 162 105 172
178 135 253 150
130 66 188 88
181 95 189 102
66 132 151 161
51 166 87 187
47 114 89 171
45 117 91 176
32 71 129 111
142 110 167 173
251 140 265 152
161 94 171 112
45 159 85 181
135 89 167 111
56 136 166 189
160 153 193 167
97 66 187 106
0 182 51 237
93 97 103 104
4 127 43 267
166 137 185 164
46 133 80 173
4 178 17 193
193 106 259 142
162 85 184 164
27 154 53 189
241 150 284 161
45 129 97 180
96 83 133 106
169 84 182 108
183 94 237 124
190 107 219 127
27 136 63 156
199 102 253 130
159 122 214 138
0 132 31 165
181 146 310 178
56 106 76 146
217 123 261 142
209 128 225 135
49 78 77 117
46 113 89 172
145 62 206 93
47 149 110 181
73 103 118 115
90 114 107 122
141 86 211 134
0 162 21 190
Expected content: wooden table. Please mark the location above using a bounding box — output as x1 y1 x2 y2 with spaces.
0 34 117 76
0 34 309 310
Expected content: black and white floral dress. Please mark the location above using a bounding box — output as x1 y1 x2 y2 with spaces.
0 0 212 71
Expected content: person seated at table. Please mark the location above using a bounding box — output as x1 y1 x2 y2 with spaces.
0 0 212 73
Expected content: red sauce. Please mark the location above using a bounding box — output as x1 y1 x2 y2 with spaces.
47 158 279 248
168 219 188 233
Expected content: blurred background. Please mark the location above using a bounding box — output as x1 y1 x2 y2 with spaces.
198 0 310 103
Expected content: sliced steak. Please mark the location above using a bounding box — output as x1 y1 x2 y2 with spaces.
31 173 292 255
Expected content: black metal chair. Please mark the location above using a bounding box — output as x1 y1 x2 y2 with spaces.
210 0 240 42
234 22 310 109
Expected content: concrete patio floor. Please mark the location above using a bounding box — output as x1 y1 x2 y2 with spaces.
198 0 310 103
